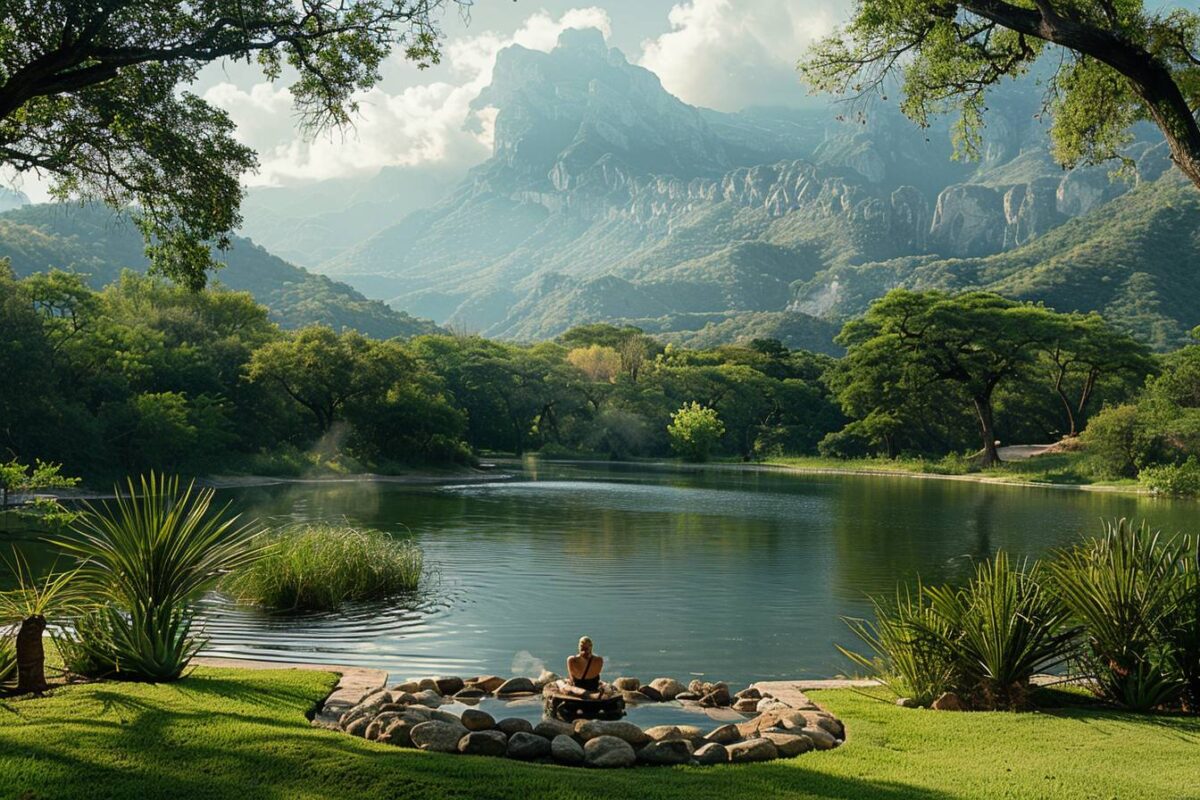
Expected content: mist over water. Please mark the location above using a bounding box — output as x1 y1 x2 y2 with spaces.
193 462 1199 684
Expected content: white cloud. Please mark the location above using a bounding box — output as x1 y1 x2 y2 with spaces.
638 0 844 111
205 7 611 186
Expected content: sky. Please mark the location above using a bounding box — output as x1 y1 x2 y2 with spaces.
3 1 849 201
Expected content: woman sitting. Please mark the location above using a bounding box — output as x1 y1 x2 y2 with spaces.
566 635 604 694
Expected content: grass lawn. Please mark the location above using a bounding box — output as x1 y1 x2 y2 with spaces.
762 452 1141 493
2 666 1198 800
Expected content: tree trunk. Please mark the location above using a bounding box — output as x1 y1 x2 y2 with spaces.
1052 368 1077 437
961 0 1200 191
973 395 1001 468
15 614 48 694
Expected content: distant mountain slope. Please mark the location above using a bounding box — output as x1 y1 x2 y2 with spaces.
791 174 1200 350
312 27 1186 349
0 204 440 339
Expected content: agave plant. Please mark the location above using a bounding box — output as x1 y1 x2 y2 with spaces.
838 582 957 706
1049 519 1188 711
51 473 262 681
0 549 80 694
921 552 1079 710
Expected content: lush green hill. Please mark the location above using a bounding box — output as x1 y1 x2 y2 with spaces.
0 204 440 339
792 175 1200 350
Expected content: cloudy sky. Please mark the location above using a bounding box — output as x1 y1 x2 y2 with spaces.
205 0 846 187
7 1 845 201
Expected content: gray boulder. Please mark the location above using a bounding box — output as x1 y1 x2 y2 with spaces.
637 739 693 765
799 726 839 750
497 717 534 736
458 730 508 757
584 735 637 768
551 734 586 765
507 731 552 760
410 720 467 753
378 718 416 747
575 719 650 747
533 718 575 740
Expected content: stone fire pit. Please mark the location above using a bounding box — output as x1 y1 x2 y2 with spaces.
321 671 845 768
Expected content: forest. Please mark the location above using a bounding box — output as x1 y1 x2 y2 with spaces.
3 262 1196 492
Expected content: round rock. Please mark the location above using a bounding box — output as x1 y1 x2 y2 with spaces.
760 731 814 757
613 676 641 692
496 717 534 736
637 739 693 765
458 729 508 757
584 735 637 768
533 718 575 740
649 677 686 700
378 718 415 747
506 731 552 760
551 734 586 765
727 738 779 763
409 720 467 753
693 742 729 765
704 723 741 745
575 719 650 747
496 677 537 696
434 676 465 696
461 708 495 731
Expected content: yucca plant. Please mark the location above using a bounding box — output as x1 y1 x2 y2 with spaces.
1049 520 1187 710
52 473 262 681
838 582 957 706
0 549 80 694
1165 535 1200 712
921 552 1079 709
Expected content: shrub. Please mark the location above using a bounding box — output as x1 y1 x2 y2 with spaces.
667 402 724 462
52 473 262 681
1139 457 1200 496
0 638 14 689
1080 404 1153 478
923 553 1078 709
1050 520 1198 711
841 552 1078 710
223 524 423 612
838 584 956 706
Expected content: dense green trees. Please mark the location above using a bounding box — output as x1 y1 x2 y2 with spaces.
0 268 1178 481
830 290 1153 465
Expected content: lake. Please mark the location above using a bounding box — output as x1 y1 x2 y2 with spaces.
179 461 1198 686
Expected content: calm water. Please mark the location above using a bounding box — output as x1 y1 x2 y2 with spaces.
184 461 1199 685
11 462 1198 685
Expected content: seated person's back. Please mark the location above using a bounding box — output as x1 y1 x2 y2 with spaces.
567 636 603 691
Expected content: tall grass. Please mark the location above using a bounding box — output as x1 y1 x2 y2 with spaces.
222 524 423 612
52 473 262 681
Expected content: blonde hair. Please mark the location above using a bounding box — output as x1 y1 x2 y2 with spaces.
578 636 593 654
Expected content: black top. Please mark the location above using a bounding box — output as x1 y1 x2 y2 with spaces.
573 655 600 691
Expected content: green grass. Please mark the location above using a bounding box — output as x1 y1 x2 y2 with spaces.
222 525 424 612
2 666 1199 799
763 452 1142 492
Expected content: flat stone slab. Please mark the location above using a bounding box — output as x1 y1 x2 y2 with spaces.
192 656 387 728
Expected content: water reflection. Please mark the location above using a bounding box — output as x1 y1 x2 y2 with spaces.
29 463 1200 683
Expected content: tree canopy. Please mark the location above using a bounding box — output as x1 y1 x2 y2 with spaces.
0 0 462 289
800 0 1200 190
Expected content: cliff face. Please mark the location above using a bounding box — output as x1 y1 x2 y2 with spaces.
317 27 1182 349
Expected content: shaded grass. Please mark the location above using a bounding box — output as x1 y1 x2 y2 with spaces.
222 525 423 612
2 667 1200 799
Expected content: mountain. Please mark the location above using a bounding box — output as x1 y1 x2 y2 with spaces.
311 26 1195 351
791 173 1200 350
237 163 459 268
0 204 441 339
